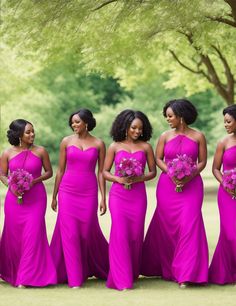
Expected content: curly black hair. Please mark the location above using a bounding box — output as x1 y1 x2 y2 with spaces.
69 108 96 131
163 99 198 125
110 109 152 142
223 104 236 120
7 119 33 146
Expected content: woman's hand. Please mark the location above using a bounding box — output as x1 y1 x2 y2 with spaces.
99 199 107 216
171 174 195 188
9 187 22 197
30 179 36 188
224 187 236 199
116 176 131 185
51 198 58 212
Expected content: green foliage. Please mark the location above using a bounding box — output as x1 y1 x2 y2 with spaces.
0 0 232 163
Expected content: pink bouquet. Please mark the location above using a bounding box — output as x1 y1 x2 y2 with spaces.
167 154 197 192
222 169 236 199
8 169 33 204
117 157 143 189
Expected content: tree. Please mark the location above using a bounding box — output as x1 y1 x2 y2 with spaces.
1 0 236 104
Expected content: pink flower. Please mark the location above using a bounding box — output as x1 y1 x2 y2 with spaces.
117 157 144 190
167 154 197 192
222 169 236 199
8 169 33 204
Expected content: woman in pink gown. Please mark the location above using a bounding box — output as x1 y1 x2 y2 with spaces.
142 99 208 288
103 110 156 290
0 119 57 287
50 109 109 288
209 105 236 284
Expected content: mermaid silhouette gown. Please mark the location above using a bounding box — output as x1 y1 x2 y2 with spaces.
209 146 236 284
106 150 147 290
50 146 109 287
142 135 208 283
0 150 57 287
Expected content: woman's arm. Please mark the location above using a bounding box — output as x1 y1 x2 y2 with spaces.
212 141 224 184
196 133 207 174
51 140 67 212
155 133 168 173
31 147 53 185
97 141 107 216
129 143 156 183
0 150 9 187
103 144 130 185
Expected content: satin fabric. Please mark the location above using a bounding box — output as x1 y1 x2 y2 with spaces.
142 135 208 284
0 150 57 287
50 146 109 287
209 146 236 284
106 150 147 290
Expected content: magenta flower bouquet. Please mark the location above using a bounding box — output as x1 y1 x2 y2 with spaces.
8 169 33 204
117 157 143 189
167 154 197 192
222 169 236 199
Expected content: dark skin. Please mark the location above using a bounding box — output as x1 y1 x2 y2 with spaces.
103 118 156 186
156 107 207 188
0 123 53 196
51 114 107 215
212 113 236 197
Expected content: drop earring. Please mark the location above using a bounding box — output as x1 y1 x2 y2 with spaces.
19 138 22 147
86 124 88 131
125 130 128 139
180 118 183 125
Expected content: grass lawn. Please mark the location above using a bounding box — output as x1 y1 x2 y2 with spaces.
0 169 236 306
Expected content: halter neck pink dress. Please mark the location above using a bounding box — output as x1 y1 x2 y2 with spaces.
142 135 208 284
0 150 57 287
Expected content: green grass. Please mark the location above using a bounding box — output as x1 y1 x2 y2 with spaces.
0 173 235 306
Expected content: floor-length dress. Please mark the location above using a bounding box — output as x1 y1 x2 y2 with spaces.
106 150 147 290
50 146 109 287
0 150 57 287
142 135 208 284
209 146 236 284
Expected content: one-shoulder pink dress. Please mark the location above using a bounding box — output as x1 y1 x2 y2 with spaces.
209 145 236 284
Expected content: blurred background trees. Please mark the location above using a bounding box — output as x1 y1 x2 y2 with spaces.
0 0 233 163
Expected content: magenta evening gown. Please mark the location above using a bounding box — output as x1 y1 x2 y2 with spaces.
209 146 236 284
106 150 147 290
50 146 109 287
0 150 57 287
142 135 208 284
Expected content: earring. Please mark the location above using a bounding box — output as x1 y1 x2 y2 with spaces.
125 130 128 139
86 125 88 131
180 118 183 125
19 138 22 147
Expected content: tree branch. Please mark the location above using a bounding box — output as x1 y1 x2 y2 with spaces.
211 45 235 103
169 50 200 74
169 50 211 81
179 31 234 104
92 0 118 11
225 0 236 23
206 16 236 28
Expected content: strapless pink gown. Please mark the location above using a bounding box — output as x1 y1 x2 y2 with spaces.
209 146 236 284
50 146 109 287
142 135 208 284
0 150 57 287
106 150 147 290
